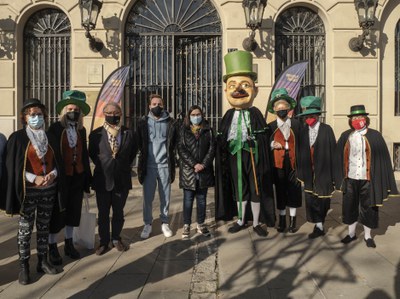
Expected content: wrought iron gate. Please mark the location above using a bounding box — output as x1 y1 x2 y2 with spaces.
24 9 71 125
275 7 325 114
125 0 222 130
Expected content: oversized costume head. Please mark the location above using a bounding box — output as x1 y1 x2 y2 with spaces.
223 50 258 110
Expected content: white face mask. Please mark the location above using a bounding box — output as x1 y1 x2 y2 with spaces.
28 115 44 129
190 115 202 125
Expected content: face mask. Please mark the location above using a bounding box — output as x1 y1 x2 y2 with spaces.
276 109 289 119
105 115 121 126
66 111 80 122
151 106 163 117
351 118 366 131
28 115 44 129
305 117 318 127
190 115 202 125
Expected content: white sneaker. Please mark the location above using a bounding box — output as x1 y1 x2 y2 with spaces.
141 224 152 239
161 223 173 238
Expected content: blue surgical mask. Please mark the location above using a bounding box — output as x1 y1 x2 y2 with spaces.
28 115 44 129
190 115 202 125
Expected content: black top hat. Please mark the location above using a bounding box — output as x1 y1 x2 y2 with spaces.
347 105 369 117
21 98 46 113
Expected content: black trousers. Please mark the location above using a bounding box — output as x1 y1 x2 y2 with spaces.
305 193 331 223
65 172 85 227
274 152 302 210
18 185 56 261
229 150 260 203
342 178 379 229
95 189 129 246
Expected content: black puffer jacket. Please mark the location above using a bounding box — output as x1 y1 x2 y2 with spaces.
178 120 215 190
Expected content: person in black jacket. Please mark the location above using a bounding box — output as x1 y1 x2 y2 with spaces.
178 105 215 239
88 102 137 255
47 90 92 265
137 94 177 239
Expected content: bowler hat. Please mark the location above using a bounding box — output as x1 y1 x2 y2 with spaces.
347 105 369 117
297 96 325 117
223 50 257 82
56 90 91 116
267 88 297 113
21 98 46 113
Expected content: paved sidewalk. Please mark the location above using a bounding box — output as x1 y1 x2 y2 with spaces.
0 177 399 299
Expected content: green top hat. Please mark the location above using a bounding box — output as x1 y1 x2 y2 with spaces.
347 105 369 117
267 88 297 113
297 96 325 117
56 90 91 116
223 50 257 82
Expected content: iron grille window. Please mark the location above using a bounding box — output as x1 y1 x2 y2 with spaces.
396 20 400 115
125 0 222 131
394 143 400 171
23 9 71 126
275 7 326 116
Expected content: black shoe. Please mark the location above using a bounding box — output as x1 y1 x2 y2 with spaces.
341 234 357 244
49 243 63 265
277 215 286 233
37 255 58 274
95 244 110 256
18 261 31 285
288 216 298 233
64 238 81 259
364 238 376 248
253 225 268 237
308 226 325 239
228 222 244 234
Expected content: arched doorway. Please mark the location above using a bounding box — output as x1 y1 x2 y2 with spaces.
125 0 222 130
275 6 326 114
23 9 71 125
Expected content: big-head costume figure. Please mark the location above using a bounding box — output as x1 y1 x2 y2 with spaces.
215 50 275 237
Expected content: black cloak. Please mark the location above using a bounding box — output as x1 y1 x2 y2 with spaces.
0 128 66 216
215 107 276 227
336 128 399 206
297 123 336 197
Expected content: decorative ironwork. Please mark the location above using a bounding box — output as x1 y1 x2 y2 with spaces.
396 20 400 116
24 9 71 125
275 7 325 115
125 0 222 131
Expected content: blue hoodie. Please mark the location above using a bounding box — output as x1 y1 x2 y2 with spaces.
147 110 170 168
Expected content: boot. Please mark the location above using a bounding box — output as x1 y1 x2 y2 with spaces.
18 260 31 285
277 215 286 233
288 216 298 233
64 238 80 259
37 254 58 274
49 243 63 265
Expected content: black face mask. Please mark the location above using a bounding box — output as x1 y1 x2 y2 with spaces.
66 111 80 122
151 106 163 117
105 115 121 126
276 110 289 119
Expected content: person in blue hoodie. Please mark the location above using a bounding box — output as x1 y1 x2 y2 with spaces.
137 94 177 239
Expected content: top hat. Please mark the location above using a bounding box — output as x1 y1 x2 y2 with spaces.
347 105 369 117
267 88 297 113
21 98 46 113
223 50 257 82
56 90 91 116
296 96 325 117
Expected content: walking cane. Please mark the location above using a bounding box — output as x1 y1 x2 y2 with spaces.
247 133 259 196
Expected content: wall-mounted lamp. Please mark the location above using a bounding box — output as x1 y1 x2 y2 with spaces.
79 0 104 52
242 0 267 52
349 0 378 52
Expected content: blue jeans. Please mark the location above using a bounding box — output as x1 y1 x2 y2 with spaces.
143 167 171 225
183 187 208 226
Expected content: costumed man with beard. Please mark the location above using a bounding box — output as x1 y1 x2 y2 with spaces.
47 90 92 265
267 88 302 233
215 50 275 237
296 96 336 239
336 105 399 248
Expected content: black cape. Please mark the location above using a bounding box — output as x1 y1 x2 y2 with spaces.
297 123 336 197
215 107 276 227
336 128 399 206
0 128 66 216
